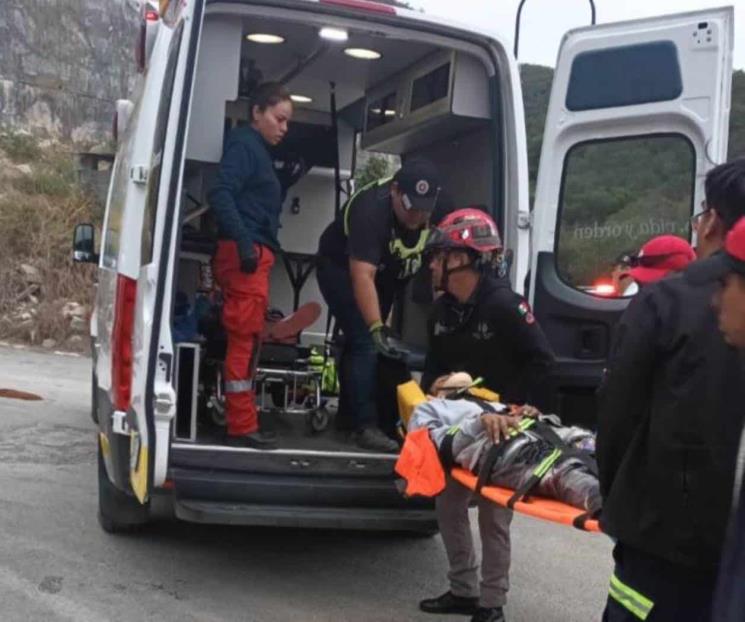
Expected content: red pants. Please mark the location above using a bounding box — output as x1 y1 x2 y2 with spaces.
213 240 274 436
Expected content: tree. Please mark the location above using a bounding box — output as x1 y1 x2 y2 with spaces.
354 154 394 187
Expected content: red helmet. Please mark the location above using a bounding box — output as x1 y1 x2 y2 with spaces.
427 208 502 256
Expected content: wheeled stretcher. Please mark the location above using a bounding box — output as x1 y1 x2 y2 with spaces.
198 298 331 434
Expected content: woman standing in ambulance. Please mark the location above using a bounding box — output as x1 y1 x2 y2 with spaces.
208 82 293 449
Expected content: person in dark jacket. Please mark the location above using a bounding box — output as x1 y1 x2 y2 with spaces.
685 208 745 622
316 158 441 452
597 159 745 622
421 209 555 408
208 82 293 449
417 209 555 622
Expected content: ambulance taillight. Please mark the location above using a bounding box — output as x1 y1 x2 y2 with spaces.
111 275 137 412
135 2 160 73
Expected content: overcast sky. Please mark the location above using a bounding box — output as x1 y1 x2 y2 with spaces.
412 0 745 70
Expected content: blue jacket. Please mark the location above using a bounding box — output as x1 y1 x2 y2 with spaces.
208 126 282 252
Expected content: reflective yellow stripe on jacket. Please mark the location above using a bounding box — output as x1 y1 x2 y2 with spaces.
343 176 392 236
608 574 654 620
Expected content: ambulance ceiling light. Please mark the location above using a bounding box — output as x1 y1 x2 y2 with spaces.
290 94 313 103
344 47 382 60
319 27 349 42
246 33 285 44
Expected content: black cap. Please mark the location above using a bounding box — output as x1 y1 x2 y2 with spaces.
393 157 441 212
687 216 745 284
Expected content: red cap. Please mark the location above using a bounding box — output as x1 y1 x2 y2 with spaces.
628 235 696 285
687 217 745 284
726 217 745 262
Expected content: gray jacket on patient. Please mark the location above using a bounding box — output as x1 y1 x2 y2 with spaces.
409 398 601 512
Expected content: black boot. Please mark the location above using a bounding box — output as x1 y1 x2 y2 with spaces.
419 591 479 615
471 606 505 622
354 427 399 453
226 431 278 450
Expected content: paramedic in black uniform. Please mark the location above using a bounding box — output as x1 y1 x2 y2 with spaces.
316 158 441 452
596 158 745 622
418 208 555 622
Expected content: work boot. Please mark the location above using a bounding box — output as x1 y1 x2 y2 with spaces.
419 591 479 615
226 430 278 450
471 607 505 622
354 427 399 453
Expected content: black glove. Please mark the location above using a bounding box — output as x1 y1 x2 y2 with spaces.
369 321 404 360
237 241 259 274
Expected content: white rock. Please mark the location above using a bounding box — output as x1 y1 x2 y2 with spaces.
42 338 56 349
70 316 87 332
14 163 32 175
19 263 41 284
62 301 86 318
66 335 84 347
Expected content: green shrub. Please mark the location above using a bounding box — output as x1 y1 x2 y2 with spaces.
355 154 394 188
0 131 42 163
11 151 77 197
13 170 74 197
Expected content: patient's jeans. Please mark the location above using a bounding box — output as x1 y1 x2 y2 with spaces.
486 442 600 511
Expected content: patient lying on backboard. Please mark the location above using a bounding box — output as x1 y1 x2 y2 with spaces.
407 372 601 513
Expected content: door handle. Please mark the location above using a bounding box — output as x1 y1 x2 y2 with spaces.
576 326 606 359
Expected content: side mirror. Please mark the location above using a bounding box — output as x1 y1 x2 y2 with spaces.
73 223 98 264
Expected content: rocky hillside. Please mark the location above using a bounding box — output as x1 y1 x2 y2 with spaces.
0 0 138 144
0 131 99 351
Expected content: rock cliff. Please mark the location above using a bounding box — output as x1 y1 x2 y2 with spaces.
0 0 138 144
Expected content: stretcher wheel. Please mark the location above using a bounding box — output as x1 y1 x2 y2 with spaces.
306 408 329 433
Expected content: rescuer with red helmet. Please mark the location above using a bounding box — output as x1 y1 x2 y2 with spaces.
418 208 555 622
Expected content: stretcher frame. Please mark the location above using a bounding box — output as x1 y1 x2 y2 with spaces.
449 467 601 532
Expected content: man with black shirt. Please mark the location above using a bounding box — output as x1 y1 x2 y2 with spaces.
418 208 555 622
686 209 745 622
317 158 441 452
597 159 745 621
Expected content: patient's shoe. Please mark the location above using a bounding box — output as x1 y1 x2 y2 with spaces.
354 427 399 453
226 430 278 450
471 607 505 622
419 591 479 615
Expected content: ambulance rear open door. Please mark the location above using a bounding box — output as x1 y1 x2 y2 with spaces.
529 7 733 425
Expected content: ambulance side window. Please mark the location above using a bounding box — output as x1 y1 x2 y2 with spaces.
142 22 184 265
102 99 142 270
555 134 695 295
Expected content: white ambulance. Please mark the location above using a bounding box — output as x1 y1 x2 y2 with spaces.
73 0 732 531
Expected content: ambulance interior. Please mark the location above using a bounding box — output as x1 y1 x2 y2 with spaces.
172 9 500 451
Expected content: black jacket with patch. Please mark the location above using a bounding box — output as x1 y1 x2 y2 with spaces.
597 272 745 569
422 274 555 409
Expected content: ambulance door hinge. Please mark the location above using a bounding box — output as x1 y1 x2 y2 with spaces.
517 212 532 230
130 165 148 185
112 410 131 435
154 392 174 417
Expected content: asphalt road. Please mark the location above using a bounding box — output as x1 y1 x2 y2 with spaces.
0 344 613 622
